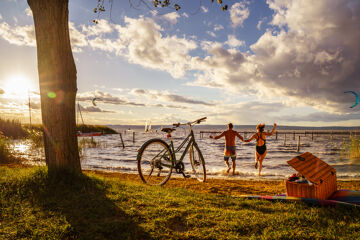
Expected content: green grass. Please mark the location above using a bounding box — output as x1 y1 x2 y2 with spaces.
0 166 360 239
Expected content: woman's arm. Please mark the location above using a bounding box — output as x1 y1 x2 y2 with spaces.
243 134 256 142
266 123 277 136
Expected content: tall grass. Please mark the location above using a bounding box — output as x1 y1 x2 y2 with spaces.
341 136 360 161
0 134 21 163
0 118 27 138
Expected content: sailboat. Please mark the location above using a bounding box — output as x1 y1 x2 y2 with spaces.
145 120 152 133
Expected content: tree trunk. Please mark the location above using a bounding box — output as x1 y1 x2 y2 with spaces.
28 0 81 173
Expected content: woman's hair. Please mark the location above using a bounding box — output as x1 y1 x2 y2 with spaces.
227 123 233 129
256 123 265 132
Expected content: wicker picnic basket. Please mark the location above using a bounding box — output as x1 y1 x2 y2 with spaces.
286 152 337 200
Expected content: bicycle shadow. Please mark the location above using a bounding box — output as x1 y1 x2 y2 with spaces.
23 168 151 239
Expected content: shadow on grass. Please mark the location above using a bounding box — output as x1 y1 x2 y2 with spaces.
19 168 151 239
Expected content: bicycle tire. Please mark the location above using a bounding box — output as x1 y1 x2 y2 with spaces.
189 143 206 182
137 138 173 185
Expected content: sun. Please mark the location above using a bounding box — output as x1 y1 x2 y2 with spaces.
3 74 36 96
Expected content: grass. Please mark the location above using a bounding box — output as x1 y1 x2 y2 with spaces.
0 118 27 138
77 124 117 134
341 136 360 162
1 166 360 239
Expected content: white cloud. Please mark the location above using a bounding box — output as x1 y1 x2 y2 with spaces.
182 13 189 18
159 12 180 24
214 24 224 31
25 7 32 17
192 0 360 114
0 20 87 52
256 17 267 30
206 31 216 38
89 17 197 78
81 19 113 36
201 6 209 13
0 14 2 20
225 35 245 47
230 1 250 28
0 22 35 46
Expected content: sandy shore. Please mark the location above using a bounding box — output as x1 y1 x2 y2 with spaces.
84 170 360 196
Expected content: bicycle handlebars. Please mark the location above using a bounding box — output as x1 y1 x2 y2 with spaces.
173 117 207 127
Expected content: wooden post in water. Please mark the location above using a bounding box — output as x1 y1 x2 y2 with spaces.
276 131 278 140
293 132 295 140
119 133 125 149
297 136 301 152
330 131 333 141
284 134 287 146
133 132 135 143
311 131 314 141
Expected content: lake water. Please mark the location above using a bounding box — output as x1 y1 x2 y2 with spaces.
12 125 360 180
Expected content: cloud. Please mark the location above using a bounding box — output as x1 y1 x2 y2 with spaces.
160 12 180 24
77 91 145 106
0 22 35 46
191 0 360 115
0 88 4 94
0 14 2 20
25 7 32 17
78 104 114 113
81 19 113 36
89 16 197 78
182 13 189 18
230 1 250 28
201 6 209 13
279 112 360 122
0 20 87 52
256 17 267 30
206 31 216 38
225 35 245 47
214 24 224 31
131 88 214 106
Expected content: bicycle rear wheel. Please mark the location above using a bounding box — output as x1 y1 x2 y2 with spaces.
137 139 173 185
189 143 206 182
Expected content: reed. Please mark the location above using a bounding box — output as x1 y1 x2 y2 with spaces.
0 118 27 139
341 136 360 160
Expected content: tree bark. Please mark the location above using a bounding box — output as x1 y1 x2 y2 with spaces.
28 0 81 173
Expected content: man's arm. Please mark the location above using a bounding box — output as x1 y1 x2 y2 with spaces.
210 131 226 140
265 123 277 136
235 131 244 141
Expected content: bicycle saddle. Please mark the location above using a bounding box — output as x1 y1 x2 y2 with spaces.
161 128 176 133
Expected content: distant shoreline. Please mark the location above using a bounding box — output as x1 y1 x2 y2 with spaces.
108 124 360 131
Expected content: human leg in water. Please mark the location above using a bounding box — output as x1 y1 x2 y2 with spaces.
232 159 236 175
224 160 231 173
258 150 267 176
254 151 260 169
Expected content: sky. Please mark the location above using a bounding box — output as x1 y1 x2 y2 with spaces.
0 0 359 126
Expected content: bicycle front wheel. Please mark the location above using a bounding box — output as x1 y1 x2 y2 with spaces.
137 139 173 185
189 143 206 182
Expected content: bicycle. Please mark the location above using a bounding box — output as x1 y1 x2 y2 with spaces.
137 117 207 185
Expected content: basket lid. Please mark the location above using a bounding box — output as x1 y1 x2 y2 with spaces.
287 152 336 185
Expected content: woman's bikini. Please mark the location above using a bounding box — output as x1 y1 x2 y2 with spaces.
255 132 266 155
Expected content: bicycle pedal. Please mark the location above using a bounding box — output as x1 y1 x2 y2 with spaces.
181 172 191 178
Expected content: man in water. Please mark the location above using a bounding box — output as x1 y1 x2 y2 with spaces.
210 123 244 175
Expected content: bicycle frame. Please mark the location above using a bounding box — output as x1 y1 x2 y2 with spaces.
168 125 198 167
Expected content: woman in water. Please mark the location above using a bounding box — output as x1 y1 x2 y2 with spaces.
244 123 277 176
